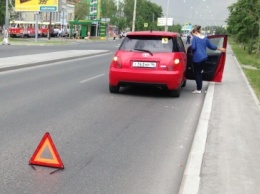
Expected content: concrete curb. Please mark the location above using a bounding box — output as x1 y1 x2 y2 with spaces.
178 82 215 194
1 37 115 46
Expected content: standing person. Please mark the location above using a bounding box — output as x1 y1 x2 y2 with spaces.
186 34 191 44
191 25 226 94
113 31 116 40
2 28 10 45
73 29 78 39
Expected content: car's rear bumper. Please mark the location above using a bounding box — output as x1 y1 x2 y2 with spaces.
109 68 184 90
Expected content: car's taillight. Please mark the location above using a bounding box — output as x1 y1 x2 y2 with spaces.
168 58 180 71
112 56 122 68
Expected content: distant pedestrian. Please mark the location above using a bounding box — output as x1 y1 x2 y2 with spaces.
73 29 78 39
186 34 191 44
191 25 226 94
2 28 10 45
113 32 116 40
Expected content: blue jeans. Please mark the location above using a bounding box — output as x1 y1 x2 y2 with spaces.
193 60 206 90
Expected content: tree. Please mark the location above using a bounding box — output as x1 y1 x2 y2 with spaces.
0 0 24 27
123 0 163 31
74 0 89 20
168 24 182 33
100 0 117 20
227 0 260 55
0 0 5 26
114 1 127 31
100 0 119 31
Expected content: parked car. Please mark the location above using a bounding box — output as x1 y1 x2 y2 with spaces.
109 31 187 97
109 31 227 97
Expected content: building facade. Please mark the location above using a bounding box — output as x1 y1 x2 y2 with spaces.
86 0 101 20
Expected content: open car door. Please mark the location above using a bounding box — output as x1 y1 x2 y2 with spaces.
185 35 228 82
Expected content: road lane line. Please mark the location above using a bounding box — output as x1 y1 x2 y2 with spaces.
80 73 105 83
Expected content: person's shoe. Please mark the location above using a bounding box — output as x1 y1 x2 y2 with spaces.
192 90 201 94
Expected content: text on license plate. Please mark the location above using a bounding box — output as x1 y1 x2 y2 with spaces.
132 62 156 68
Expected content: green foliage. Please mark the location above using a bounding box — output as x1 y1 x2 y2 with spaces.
213 26 227 35
0 0 18 26
123 0 163 31
244 69 260 100
227 0 260 55
100 0 117 19
168 24 182 33
0 0 5 26
74 0 89 20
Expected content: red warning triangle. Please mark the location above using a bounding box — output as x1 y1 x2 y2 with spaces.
29 132 64 169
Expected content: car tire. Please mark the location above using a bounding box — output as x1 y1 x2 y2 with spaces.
168 86 181 97
109 85 120 93
181 79 186 87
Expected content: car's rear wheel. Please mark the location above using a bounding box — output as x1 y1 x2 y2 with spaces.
109 85 120 93
168 86 181 97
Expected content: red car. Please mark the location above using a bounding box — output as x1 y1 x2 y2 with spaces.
109 31 227 97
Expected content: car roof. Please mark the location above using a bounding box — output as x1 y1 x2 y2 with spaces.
126 31 180 37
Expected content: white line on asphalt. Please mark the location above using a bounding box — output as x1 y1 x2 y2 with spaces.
80 73 105 83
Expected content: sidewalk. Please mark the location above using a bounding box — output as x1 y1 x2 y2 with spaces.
180 45 260 194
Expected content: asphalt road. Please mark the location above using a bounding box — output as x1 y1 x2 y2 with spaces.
0 40 208 193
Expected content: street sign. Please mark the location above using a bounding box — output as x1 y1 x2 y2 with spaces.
157 18 173 26
101 18 110 22
144 23 148 28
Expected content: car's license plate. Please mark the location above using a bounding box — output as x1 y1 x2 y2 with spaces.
132 62 156 68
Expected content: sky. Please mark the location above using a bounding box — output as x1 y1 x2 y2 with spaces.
149 0 238 27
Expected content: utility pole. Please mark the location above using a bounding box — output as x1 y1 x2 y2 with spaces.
165 0 170 32
48 12 52 40
132 0 137 32
35 12 39 42
5 0 9 30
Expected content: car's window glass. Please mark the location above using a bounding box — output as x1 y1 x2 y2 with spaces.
119 36 175 52
207 37 224 54
176 37 185 52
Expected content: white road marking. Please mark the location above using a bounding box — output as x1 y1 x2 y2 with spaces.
80 73 105 83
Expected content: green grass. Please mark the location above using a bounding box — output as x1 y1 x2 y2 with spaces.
243 69 260 100
229 38 260 101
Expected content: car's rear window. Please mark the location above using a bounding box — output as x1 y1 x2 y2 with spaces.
119 35 175 53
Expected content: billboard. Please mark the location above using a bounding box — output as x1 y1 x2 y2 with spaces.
15 0 59 12
181 23 193 31
157 18 173 26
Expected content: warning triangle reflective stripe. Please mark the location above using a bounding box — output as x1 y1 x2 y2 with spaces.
34 140 59 164
29 132 64 169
